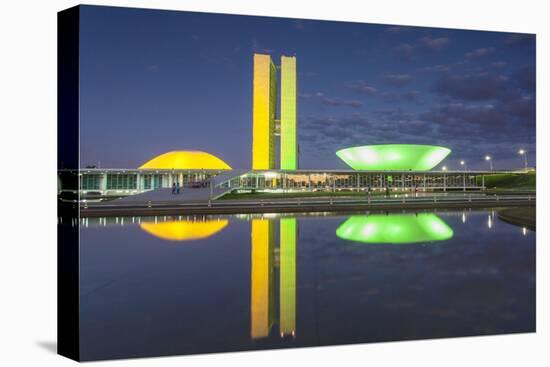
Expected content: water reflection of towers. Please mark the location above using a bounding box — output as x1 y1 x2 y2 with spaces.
250 218 297 339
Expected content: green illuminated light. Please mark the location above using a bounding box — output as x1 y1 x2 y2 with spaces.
279 217 296 335
336 213 454 244
280 56 297 170
336 144 451 171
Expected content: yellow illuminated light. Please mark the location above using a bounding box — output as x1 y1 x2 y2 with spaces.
250 219 275 339
252 54 277 170
140 219 228 241
139 150 231 170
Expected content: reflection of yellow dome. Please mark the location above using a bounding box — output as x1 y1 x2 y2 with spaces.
140 220 229 241
139 150 231 170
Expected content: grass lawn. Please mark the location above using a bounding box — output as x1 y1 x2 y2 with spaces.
478 172 536 190
219 190 394 200
497 207 536 230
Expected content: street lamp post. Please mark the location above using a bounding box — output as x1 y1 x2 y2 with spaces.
460 160 466 171
442 166 447 192
485 155 493 171
518 149 528 170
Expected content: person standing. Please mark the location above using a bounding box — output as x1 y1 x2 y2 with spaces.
171 182 176 195
176 181 180 195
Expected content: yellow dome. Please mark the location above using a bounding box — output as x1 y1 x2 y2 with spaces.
140 219 229 241
139 150 231 170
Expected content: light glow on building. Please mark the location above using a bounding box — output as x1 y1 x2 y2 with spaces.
252 54 277 170
336 144 451 171
139 150 231 170
280 56 298 170
252 54 298 170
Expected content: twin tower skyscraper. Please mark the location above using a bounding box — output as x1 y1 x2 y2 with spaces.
252 54 298 170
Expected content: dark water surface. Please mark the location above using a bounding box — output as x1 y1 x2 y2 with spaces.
73 208 535 360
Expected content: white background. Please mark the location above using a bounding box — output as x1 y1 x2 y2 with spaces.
0 0 547 365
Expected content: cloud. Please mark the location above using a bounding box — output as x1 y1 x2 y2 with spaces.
320 96 363 108
503 96 535 124
348 80 378 95
299 91 535 168
394 36 450 61
503 33 535 47
491 61 508 68
417 36 450 50
298 71 318 78
394 43 416 61
417 102 535 159
465 47 495 58
251 38 273 53
300 92 363 108
512 66 536 93
427 67 536 143
386 25 412 33
420 103 504 130
383 73 413 86
293 19 305 30
382 91 422 104
419 64 451 73
419 59 474 73
434 64 535 103
434 72 510 101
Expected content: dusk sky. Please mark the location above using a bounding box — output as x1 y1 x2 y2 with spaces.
79 5 536 170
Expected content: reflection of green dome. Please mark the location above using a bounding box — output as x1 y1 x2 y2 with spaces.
336 213 454 244
336 144 451 171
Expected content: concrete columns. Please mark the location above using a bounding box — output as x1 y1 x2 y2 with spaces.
101 172 107 193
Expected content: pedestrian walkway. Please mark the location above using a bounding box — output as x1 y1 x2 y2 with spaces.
105 187 213 205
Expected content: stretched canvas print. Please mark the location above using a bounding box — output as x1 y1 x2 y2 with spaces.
58 4 536 361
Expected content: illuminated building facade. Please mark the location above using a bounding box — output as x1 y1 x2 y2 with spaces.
252 54 277 170
59 54 512 200
280 56 298 170
139 150 232 170
252 54 298 170
61 168 492 201
336 144 451 171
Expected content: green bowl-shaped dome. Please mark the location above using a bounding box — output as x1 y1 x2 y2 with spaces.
336 144 451 171
336 213 454 244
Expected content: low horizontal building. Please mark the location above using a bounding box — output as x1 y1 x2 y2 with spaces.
58 168 505 201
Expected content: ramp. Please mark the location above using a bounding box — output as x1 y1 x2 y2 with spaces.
104 187 213 205
100 170 250 205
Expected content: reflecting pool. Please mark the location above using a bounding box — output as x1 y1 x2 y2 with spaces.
72 208 535 360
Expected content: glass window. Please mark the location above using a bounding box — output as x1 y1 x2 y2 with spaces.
80 174 101 190
106 174 137 190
